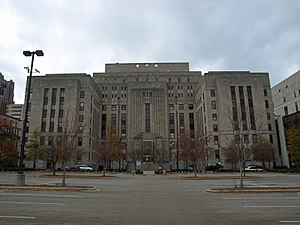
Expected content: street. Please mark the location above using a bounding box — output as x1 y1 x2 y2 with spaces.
0 172 299 225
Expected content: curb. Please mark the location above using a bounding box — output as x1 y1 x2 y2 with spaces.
0 185 97 192
206 187 300 193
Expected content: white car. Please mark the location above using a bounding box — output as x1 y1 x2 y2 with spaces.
245 166 263 172
75 165 93 172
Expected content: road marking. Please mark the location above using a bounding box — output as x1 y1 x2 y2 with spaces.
0 201 65 206
245 206 300 208
224 197 300 200
0 215 35 219
0 193 83 198
279 221 300 223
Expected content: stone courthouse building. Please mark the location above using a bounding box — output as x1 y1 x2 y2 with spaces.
27 62 280 171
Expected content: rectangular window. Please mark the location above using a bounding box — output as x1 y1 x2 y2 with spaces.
111 114 117 131
212 113 217 121
51 88 57 105
79 102 84 111
179 113 184 128
121 113 126 138
101 114 106 139
80 91 85 98
169 104 174 110
211 90 216 97
169 113 175 138
78 126 83 133
102 105 107 111
58 109 63 118
179 104 184 110
43 88 49 105
111 105 116 111
213 124 218 132
189 113 194 137
267 113 271 120
79 115 84 122
284 106 288 115
57 123 62 132
265 100 269 109
239 86 247 130
247 86 256 130
211 100 216 109
50 109 55 118
268 124 272 131
121 105 126 111
78 137 83 146
42 109 47 118
264 89 267 96
41 122 46 132
145 103 151 132
49 122 54 132
214 136 219 145
231 86 239 130
295 102 299 112
188 104 194 110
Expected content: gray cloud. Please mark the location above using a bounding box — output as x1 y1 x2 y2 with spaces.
1 0 299 103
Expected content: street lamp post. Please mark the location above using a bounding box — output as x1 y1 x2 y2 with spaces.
16 50 44 186
175 96 179 171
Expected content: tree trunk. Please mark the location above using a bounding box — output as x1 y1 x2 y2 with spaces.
193 162 197 177
239 163 244 188
102 161 106 177
62 160 66 186
52 162 56 176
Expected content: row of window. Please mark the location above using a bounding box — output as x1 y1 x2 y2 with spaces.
169 104 194 110
102 105 127 111
168 85 193 90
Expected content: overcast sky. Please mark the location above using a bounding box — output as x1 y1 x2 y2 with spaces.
1 0 300 104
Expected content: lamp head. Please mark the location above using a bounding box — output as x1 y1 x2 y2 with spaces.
23 51 32 57
35 50 44 56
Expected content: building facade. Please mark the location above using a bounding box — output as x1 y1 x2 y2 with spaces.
26 63 280 170
272 70 300 117
272 70 300 167
0 72 14 114
6 104 24 120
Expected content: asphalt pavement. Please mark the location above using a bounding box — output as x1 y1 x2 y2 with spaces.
0 172 299 225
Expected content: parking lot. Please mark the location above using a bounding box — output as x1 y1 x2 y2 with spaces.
0 172 299 225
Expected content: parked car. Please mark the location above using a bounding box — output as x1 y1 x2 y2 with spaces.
245 166 263 172
75 165 93 172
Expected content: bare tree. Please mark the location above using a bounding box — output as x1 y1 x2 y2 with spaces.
154 139 169 173
26 129 42 169
96 125 121 176
179 130 212 177
223 140 239 171
127 147 143 171
252 136 275 168
39 109 82 186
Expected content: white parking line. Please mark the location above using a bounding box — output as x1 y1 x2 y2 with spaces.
0 193 83 198
0 201 65 206
245 206 300 208
0 215 35 219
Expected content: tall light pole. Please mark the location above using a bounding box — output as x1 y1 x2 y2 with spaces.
16 50 44 186
175 96 179 171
